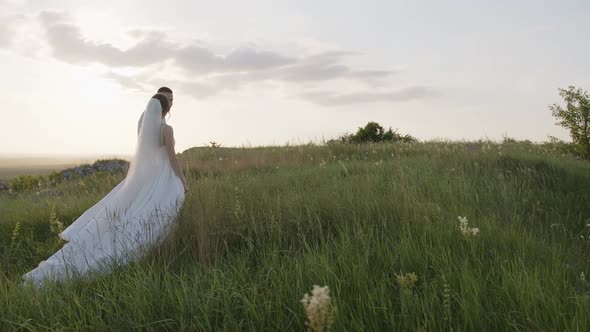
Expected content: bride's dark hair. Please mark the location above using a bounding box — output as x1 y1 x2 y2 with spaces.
152 93 170 115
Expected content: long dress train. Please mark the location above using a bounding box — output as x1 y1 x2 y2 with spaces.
23 99 184 286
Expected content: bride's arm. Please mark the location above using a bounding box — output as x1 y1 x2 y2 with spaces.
163 125 189 193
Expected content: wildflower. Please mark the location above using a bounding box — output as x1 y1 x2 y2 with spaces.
581 272 586 282
395 272 418 293
11 222 21 246
458 216 479 237
301 285 335 332
49 205 64 235
319 160 327 168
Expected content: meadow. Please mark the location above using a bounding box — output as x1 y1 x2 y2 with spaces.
1 141 589 331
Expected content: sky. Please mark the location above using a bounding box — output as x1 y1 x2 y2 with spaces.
0 0 589 156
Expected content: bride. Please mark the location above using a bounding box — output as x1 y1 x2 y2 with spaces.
23 92 189 286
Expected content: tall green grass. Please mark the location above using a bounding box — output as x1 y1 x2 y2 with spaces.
1 141 589 330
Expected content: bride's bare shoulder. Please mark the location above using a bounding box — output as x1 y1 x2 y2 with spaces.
161 124 175 143
162 124 174 133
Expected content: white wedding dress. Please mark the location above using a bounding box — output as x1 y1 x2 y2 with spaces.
23 98 185 286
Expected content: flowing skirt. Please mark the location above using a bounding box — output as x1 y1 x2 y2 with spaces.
22 152 185 286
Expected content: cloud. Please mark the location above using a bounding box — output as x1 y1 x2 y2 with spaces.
173 44 293 74
215 51 394 84
0 14 25 47
126 28 168 41
300 87 437 106
39 11 295 73
103 71 148 92
174 80 222 98
0 20 12 47
39 11 175 67
36 11 390 81
32 10 435 106
38 10 68 26
224 46 296 71
276 51 392 82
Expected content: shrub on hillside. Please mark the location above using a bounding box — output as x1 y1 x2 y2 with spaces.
10 175 43 192
328 121 417 144
543 136 586 158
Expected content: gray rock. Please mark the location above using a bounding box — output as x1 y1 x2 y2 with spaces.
0 180 8 190
60 159 129 181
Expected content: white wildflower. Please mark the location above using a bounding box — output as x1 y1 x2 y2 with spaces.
49 205 64 235
395 272 418 293
458 216 479 237
301 285 335 332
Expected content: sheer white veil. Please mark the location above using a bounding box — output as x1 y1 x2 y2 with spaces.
122 98 165 200
59 97 168 242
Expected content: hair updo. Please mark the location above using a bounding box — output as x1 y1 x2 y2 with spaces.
152 93 170 115
158 86 173 94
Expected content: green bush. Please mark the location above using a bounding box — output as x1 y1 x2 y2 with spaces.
329 121 417 144
10 175 43 192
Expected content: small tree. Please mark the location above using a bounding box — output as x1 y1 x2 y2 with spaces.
359 122 417 143
327 122 416 144
351 121 385 143
549 86 590 158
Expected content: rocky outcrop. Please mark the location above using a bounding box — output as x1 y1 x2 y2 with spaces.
0 180 8 191
59 159 129 181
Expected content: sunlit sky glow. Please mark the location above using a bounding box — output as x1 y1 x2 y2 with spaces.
1 0 589 156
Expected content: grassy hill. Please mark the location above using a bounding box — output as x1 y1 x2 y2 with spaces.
1 141 589 330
